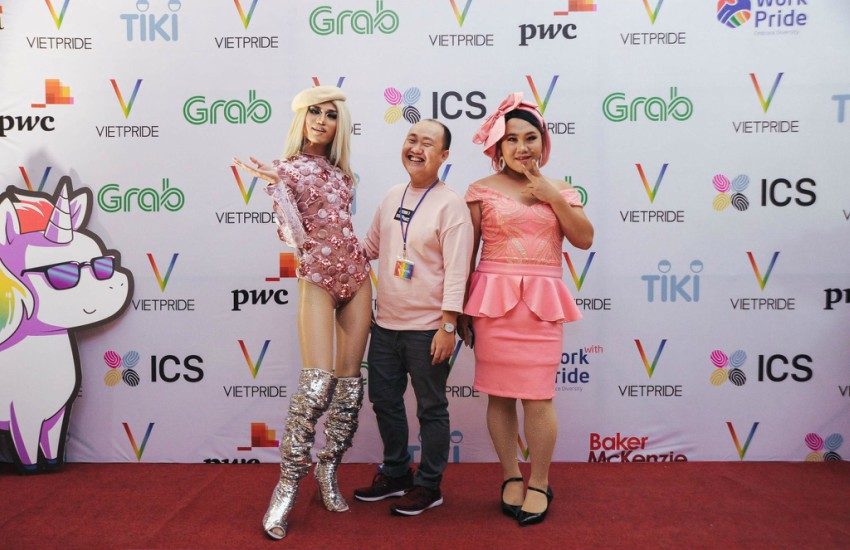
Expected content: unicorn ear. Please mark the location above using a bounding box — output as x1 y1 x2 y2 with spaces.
0 197 21 246
69 190 88 231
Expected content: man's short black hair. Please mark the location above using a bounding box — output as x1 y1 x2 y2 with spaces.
422 118 452 150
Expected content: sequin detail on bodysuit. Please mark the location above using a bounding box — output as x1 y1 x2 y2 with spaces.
267 154 370 306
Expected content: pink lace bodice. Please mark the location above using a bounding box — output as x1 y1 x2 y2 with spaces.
465 183 583 266
268 153 368 304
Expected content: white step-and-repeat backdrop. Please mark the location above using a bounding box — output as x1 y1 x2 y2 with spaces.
1 1 848 464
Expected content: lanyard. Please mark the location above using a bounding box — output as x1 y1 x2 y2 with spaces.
398 179 439 256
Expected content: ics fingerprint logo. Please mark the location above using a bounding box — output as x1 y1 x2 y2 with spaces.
716 0 751 29
383 86 421 124
804 433 843 462
103 350 142 387
711 173 750 212
709 349 747 386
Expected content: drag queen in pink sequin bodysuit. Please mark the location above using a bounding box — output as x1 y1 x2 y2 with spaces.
272 153 368 305
234 86 370 540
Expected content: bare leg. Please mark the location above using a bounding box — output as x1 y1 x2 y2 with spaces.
334 282 372 377
298 279 336 372
263 280 337 538
520 398 556 513
314 282 371 511
487 395 523 506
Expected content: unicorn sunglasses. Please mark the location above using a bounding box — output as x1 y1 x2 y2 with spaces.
20 256 116 290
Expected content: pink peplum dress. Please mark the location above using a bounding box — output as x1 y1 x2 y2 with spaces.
464 183 583 400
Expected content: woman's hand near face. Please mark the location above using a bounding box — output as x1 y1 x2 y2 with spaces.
233 156 281 184
520 160 561 204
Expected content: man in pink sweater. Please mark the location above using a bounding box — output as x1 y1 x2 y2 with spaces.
354 119 473 515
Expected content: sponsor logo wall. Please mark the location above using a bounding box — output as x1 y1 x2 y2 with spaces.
0 1 846 464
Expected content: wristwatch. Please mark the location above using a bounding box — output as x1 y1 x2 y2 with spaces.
441 322 456 333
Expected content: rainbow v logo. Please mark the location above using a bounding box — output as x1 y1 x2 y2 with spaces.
750 72 784 113
110 79 143 119
727 421 759 460
635 338 667 378
746 251 779 290
233 0 259 29
19 165 52 192
449 0 473 27
440 163 452 182
123 422 155 461
526 74 559 115
45 0 70 30
636 163 668 204
563 251 595 292
642 0 664 24
147 253 179 292
239 339 270 379
312 76 346 88
231 165 259 204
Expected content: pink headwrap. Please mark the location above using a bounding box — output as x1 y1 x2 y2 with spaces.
472 92 551 169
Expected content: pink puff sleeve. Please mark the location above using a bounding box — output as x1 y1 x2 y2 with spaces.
560 187 583 206
464 183 485 203
265 160 306 249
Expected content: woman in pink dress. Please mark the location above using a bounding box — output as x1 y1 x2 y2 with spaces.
234 86 371 539
462 93 593 526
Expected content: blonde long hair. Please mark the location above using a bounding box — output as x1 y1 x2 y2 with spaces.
282 99 354 181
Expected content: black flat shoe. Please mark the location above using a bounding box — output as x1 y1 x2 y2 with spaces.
500 477 524 519
517 486 553 526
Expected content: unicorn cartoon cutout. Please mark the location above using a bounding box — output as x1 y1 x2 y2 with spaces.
0 177 133 472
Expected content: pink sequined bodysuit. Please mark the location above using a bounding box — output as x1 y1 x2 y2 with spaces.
268 153 369 306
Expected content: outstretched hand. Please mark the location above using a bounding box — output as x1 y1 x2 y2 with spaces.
233 156 280 184
520 160 560 204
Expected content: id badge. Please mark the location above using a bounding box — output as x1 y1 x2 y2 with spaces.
394 256 414 280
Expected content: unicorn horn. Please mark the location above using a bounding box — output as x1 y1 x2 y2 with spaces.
44 177 74 244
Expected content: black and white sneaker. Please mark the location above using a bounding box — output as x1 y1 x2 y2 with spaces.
353 468 414 502
390 485 443 516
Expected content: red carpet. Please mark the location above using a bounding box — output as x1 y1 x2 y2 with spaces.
1 462 848 549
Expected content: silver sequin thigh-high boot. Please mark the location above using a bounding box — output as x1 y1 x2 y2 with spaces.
315 376 364 512
262 368 336 539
